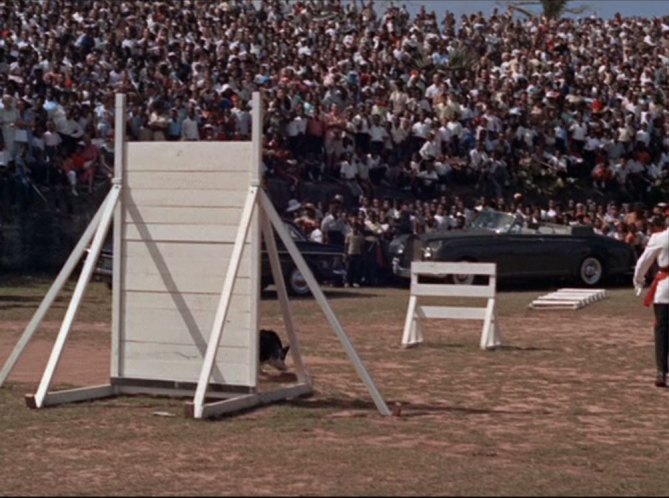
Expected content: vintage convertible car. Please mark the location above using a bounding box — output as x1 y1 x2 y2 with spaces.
389 209 637 286
90 221 346 296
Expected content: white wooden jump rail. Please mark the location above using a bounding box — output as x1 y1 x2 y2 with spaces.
529 288 607 310
401 262 502 350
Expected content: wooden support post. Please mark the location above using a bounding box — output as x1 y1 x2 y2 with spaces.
0 192 109 387
26 384 117 409
192 186 259 419
401 295 419 346
32 184 121 408
260 214 311 385
111 93 126 378
259 190 390 417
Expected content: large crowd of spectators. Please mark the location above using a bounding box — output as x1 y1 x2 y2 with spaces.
0 0 668 267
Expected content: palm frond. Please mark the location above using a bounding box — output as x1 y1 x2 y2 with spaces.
501 0 590 19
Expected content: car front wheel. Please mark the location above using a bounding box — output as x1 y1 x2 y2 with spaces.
286 267 311 296
579 256 604 286
447 258 476 285
449 272 475 285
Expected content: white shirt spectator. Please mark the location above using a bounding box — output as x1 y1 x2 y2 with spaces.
612 160 629 183
469 147 489 171
627 158 644 174
636 128 650 147
63 117 85 139
309 227 324 243
411 120 430 139
181 116 200 141
446 119 464 139
369 123 388 143
367 153 384 172
584 136 601 151
425 83 443 101
570 121 587 141
434 159 452 178
647 162 664 180
287 115 307 137
232 107 251 137
547 154 568 173
391 123 408 145
419 139 439 161
617 125 632 143
340 159 358 180
437 125 452 148
356 157 370 181
43 129 62 147
352 114 370 135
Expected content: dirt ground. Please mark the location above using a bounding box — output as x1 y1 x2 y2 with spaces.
1 278 669 496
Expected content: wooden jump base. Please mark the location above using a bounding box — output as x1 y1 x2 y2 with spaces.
529 288 607 310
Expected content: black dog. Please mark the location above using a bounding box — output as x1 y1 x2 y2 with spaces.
259 329 290 371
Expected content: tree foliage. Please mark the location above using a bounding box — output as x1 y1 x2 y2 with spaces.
502 0 589 19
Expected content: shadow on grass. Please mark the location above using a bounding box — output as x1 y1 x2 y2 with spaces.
495 345 555 352
419 343 466 350
413 343 554 352
289 396 552 417
261 289 381 300
0 295 61 303
0 274 63 289
497 278 632 292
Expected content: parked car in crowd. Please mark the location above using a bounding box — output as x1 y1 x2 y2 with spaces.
389 209 637 287
266 220 346 295
89 220 346 296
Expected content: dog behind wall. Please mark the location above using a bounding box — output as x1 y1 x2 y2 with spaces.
259 329 290 371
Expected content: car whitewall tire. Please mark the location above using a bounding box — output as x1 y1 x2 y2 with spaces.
450 273 475 285
288 267 310 296
579 256 603 286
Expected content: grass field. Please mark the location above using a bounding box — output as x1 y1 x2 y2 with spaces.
1 276 669 496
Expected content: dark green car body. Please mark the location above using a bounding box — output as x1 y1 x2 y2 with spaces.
389 210 637 286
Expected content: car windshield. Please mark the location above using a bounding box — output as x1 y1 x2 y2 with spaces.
470 210 517 233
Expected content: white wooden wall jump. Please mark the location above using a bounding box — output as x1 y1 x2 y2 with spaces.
529 288 607 310
0 92 390 419
401 262 503 350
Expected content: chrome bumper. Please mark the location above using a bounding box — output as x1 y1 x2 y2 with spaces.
391 257 412 279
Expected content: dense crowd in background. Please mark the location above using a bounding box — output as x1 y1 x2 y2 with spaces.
1 0 668 277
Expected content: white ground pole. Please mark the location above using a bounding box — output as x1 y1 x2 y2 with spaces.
259 190 391 416
31 182 121 407
0 198 107 387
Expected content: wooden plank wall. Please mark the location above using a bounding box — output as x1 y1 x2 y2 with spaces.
119 142 258 387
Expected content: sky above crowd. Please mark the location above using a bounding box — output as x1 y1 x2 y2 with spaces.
370 0 669 19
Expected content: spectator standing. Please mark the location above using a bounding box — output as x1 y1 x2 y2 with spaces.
344 220 364 288
181 108 200 141
634 215 669 387
0 95 18 166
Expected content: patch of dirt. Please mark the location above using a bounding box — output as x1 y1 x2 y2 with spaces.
1 287 667 496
